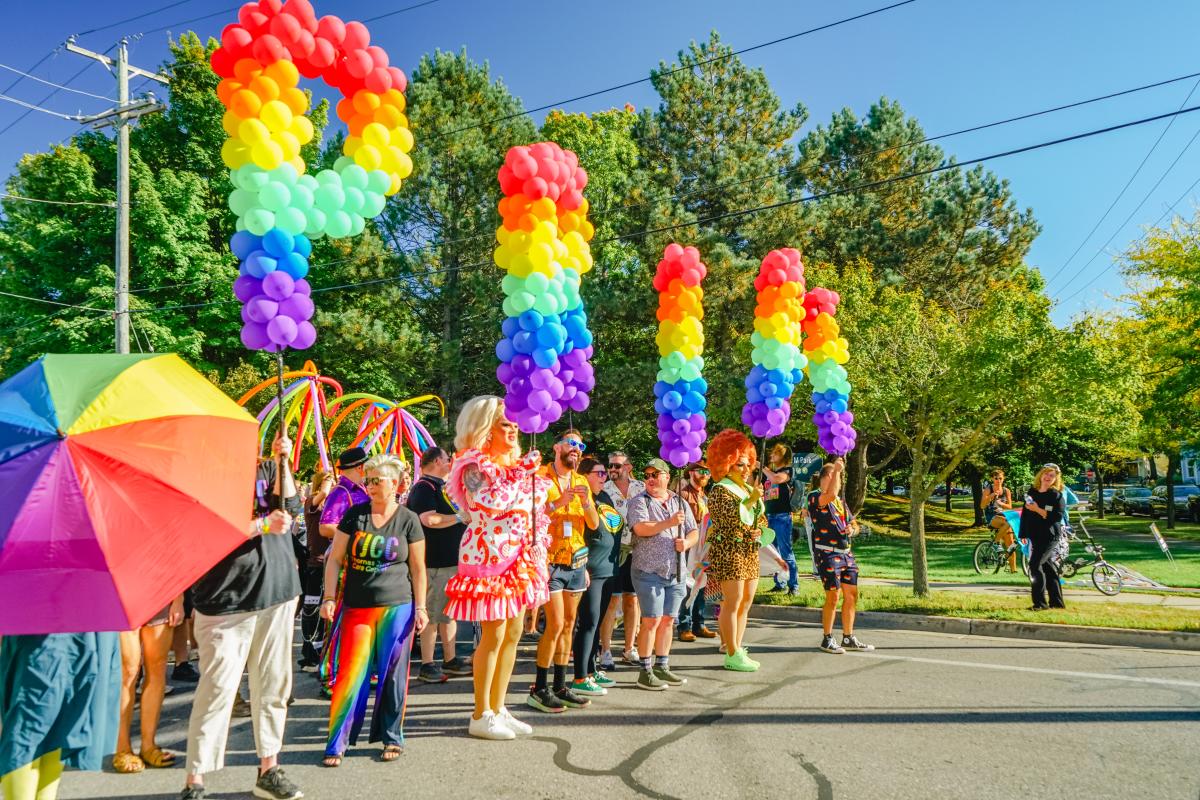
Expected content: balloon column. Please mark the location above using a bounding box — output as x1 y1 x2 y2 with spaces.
742 248 807 438
802 286 858 455
493 142 596 432
653 244 708 468
212 0 414 352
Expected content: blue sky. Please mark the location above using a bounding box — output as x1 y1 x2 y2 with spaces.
4 0 1200 325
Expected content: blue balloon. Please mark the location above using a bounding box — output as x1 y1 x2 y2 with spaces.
694 377 709 395
281 252 308 279
535 323 565 351
244 250 277 278
654 398 667 415
671 407 690 420
761 382 778 398
262 228 294 258
683 391 706 413
513 330 535 355
765 396 784 410
518 310 544 333
502 317 520 338
791 368 804 384
653 381 671 398
575 329 594 348
746 386 763 403
231 231 261 260
496 339 515 362
832 398 848 413
663 391 683 410
292 234 312 258
532 347 557 369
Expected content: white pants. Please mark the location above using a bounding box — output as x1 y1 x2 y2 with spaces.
185 598 297 776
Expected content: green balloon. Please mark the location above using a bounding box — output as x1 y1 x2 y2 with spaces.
340 164 368 190
259 182 292 213
272 163 299 186
276 206 307 235
366 169 391 194
525 272 549 295
244 208 274 236
297 174 319 192
679 362 700 382
349 213 366 237
666 351 686 369
290 183 314 211
325 210 352 238
315 168 341 186
228 188 255 216
360 191 385 218
502 296 518 317
532 293 555 315
333 156 354 172
314 184 345 213
501 275 520 295
305 208 326 238
343 187 365 216
237 165 269 191
513 291 535 313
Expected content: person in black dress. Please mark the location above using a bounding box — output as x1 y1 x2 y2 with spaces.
1021 464 1067 610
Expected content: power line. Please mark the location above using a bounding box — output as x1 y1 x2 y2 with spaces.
0 289 110 312
119 100 1200 319
74 0 204 36
1044 77 1200 288
1 50 55 95
1 192 116 208
0 92 82 120
425 0 919 140
0 47 114 137
0 62 116 101
363 0 444 23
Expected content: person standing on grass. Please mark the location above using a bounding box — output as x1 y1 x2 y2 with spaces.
762 444 799 595
677 462 717 642
570 457 623 697
982 469 1017 572
601 452 645 669
810 459 873 655
625 459 699 690
406 447 472 684
1022 464 1067 611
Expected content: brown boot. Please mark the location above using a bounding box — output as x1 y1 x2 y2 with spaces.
695 625 717 639
679 630 696 642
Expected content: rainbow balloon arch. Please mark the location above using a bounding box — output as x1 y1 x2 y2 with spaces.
236 360 442 472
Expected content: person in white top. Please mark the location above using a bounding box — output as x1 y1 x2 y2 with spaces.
599 451 646 668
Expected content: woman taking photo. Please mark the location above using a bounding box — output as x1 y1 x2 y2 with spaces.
570 457 623 697
320 455 427 767
981 469 1016 572
810 459 872 654
1022 464 1067 610
704 430 767 673
443 396 550 741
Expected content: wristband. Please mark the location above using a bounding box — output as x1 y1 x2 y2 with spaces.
322 598 335 604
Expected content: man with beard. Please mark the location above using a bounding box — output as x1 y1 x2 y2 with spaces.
600 452 645 669
528 430 599 713
677 462 717 642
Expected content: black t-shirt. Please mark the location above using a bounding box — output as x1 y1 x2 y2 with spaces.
1021 488 1064 543
808 490 852 552
584 490 623 579
764 467 793 515
405 475 465 570
193 461 303 616
337 502 425 608
304 498 326 567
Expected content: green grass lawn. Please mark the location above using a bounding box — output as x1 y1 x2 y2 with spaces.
754 582 1200 632
847 495 1200 589
1080 513 1200 542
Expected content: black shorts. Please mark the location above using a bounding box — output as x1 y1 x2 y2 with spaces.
616 556 636 595
817 550 859 591
548 563 588 593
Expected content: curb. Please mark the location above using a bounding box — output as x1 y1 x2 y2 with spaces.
750 604 1200 652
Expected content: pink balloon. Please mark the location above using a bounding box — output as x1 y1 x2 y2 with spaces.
364 67 391 94
239 4 269 33
344 49 373 79
522 177 548 199
387 66 407 93
308 37 335 68
269 13 301 44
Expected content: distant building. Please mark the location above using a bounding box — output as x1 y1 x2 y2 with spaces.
1182 448 1199 485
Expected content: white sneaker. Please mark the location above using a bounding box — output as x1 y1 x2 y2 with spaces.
497 706 533 736
622 647 640 665
467 710 515 741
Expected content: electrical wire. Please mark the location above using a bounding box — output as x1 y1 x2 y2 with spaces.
363 0 443 23
1 50 55 95
74 0 206 36
0 62 116 101
0 192 116 208
0 289 110 312
0 46 115 138
0 92 82 120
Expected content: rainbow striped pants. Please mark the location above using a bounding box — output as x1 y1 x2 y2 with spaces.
325 603 414 757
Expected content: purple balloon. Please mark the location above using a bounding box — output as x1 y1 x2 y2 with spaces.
240 321 270 350
530 370 554 390
497 362 514 384
511 355 534 377
267 315 298 345
246 295 279 324
529 390 552 413
262 270 296 301
278 293 314 322
233 275 262 302
545 400 563 421
569 392 589 412
294 278 312 296
291 320 316 350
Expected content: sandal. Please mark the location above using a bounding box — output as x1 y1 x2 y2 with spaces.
380 745 404 762
321 754 343 768
112 751 145 774
139 747 176 768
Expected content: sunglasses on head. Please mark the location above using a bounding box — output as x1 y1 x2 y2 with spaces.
363 476 391 486
1042 464 1060 473
558 438 586 452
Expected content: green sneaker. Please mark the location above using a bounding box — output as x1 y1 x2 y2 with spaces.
723 649 757 672
636 668 667 691
592 671 616 689
739 647 761 669
571 677 607 697
652 665 686 686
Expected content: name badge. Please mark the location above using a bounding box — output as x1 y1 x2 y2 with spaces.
563 521 572 539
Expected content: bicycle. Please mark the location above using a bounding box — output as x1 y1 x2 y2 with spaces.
1060 517 1122 595
972 527 1029 577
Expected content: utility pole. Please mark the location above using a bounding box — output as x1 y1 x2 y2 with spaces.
64 36 168 354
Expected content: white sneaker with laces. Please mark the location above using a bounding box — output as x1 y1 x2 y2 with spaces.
468 710 515 741
497 706 533 736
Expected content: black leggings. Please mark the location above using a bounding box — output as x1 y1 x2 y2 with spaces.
572 574 615 680
1028 537 1065 609
301 565 328 662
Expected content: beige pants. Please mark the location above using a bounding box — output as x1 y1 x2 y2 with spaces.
185 598 297 776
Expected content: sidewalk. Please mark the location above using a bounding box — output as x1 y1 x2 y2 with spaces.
855 576 1200 608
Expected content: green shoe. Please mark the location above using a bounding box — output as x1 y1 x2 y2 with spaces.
636 668 667 691
738 647 761 669
652 665 686 686
592 671 616 688
723 649 757 672
571 677 607 697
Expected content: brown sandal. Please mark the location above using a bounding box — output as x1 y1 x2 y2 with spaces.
322 755 342 768
112 751 145 774
139 747 176 768
380 745 403 762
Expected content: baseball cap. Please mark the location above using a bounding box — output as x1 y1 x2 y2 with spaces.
336 447 369 469
644 458 671 475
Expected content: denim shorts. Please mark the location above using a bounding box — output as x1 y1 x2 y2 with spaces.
548 563 588 593
631 568 686 618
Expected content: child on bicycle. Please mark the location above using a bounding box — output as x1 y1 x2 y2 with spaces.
981 469 1016 572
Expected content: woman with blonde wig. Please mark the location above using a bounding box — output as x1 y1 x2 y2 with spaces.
443 396 550 740
704 429 767 672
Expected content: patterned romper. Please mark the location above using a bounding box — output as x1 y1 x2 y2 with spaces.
706 481 767 582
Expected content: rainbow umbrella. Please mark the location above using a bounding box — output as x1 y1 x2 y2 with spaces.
0 354 259 635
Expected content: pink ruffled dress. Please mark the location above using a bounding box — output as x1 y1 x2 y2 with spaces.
443 449 551 621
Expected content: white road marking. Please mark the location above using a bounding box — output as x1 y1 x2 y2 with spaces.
847 651 1200 689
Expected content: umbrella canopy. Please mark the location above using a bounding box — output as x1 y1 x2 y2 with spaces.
0 354 258 634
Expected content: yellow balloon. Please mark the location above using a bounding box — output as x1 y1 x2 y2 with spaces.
289 115 315 145
509 253 533 278
222 109 242 138
343 136 362 156
275 130 301 161
221 138 250 169
393 126 415 155
264 59 300 90
355 144 383 171
394 151 413 180
289 156 307 175
388 174 402 195
532 197 556 221
362 122 390 148
495 226 510 245
260 100 293 133
238 118 270 145
250 140 284 171
528 242 553 270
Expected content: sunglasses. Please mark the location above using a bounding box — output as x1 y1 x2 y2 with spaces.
608 462 627 470
1042 464 1060 473
363 476 393 486
644 470 665 479
558 438 586 452
590 468 608 477
695 469 710 476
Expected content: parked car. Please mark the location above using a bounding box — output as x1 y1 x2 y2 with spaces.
1149 484 1200 521
891 486 908 496
1112 487 1154 516
1087 488 1116 510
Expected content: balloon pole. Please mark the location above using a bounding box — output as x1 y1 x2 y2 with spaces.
276 350 286 508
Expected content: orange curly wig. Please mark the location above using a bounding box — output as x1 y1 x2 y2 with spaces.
706 429 756 482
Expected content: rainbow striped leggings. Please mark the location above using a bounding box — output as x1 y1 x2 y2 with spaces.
325 603 414 757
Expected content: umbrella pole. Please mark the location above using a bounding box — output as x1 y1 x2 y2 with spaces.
276 350 286 509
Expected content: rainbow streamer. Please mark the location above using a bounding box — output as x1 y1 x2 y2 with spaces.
742 248 807 438
802 287 858 454
652 244 708 468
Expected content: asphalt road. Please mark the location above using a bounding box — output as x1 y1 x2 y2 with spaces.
61 619 1200 800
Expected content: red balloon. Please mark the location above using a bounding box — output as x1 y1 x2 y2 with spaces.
523 176 549 199
545 182 561 202
387 66 407 93
498 165 523 196
295 57 323 79
308 37 336 68
366 46 388 69
239 3 269 33
222 24 253 54
258 0 283 16
344 49 373 79
210 47 236 78
364 67 391 94
316 15 346 44
281 0 317 27
574 166 588 190
252 34 288 64
290 30 316 58
269 13 302 44
342 20 370 50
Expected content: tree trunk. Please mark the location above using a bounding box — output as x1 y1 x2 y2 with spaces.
1148 456 1159 482
1166 451 1179 530
845 437 870 515
1095 466 1106 519
885 475 895 495
944 477 952 513
969 467 984 527
909 459 930 597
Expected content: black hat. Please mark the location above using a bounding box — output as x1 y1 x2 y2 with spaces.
336 447 368 470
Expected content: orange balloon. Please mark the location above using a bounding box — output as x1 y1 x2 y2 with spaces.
233 58 263 83
249 75 280 102
374 104 404 129
281 87 308 116
217 79 241 107
230 89 262 120
352 90 382 115
336 98 356 124
382 89 406 112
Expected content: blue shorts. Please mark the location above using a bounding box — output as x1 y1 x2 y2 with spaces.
548 563 588 593
817 550 859 591
631 568 686 618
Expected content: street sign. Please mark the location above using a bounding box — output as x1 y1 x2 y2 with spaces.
1148 523 1175 563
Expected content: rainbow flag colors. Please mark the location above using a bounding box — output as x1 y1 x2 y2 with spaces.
802 287 858 454
652 244 707 467
742 248 807 438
